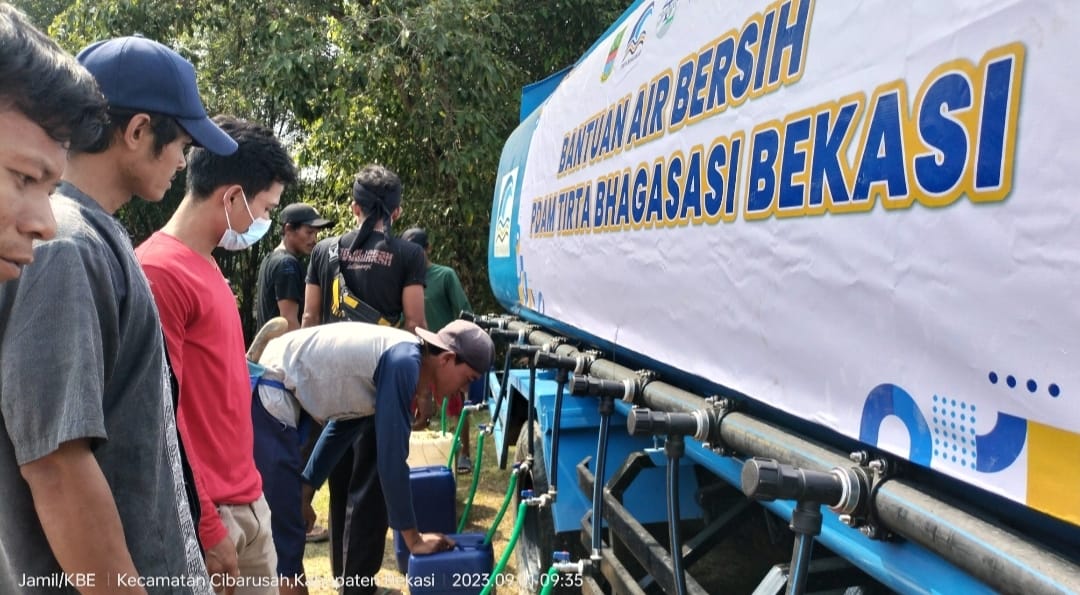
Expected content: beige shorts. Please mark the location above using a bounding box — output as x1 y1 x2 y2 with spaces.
218 494 279 595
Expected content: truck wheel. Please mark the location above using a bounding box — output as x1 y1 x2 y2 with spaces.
514 421 576 594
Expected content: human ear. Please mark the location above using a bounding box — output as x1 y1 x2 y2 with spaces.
123 114 153 149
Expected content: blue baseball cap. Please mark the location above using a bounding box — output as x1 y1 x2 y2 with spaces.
76 36 237 155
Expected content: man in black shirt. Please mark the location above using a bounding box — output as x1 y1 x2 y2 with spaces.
255 203 333 330
300 163 427 590
302 163 427 332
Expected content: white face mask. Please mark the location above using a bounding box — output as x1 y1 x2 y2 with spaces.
218 191 271 251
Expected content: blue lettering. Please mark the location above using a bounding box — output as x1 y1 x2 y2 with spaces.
753 9 776 92
599 107 614 155
594 178 608 227
707 37 735 112
809 103 856 205
631 166 649 224
647 74 671 137
731 22 759 102
748 128 780 214
573 128 586 171
976 56 1016 190
779 116 812 210
559 135 570 173
915 73 971 195
670 58 695 128
727 137 742 217
651 161 672 222
611 98 628 152
690 46 715 119
615 171 631 226
626 88 647 145
587 116 602 161
703 144 724 217
854 92 907 202
769 0 812 85
579 186 591 230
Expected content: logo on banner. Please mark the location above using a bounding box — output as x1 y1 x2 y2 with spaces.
600 28 626 82
493 168 517 258
621 2 654 67
656 0 681 38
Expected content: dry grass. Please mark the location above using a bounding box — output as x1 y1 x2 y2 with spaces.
303 411 525 594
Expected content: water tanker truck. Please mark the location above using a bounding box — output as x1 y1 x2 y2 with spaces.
477 0 1080 593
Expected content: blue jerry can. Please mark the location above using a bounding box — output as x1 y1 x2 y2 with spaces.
407 533 495 595
393 465 457 573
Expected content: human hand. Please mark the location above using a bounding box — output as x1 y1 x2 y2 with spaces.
204 535 239 595
408 531 456 555
301 483 317 531
302 499 317 532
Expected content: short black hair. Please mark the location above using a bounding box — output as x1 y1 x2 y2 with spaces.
402 227 429 249
81 108 183 156
0 3 107 152
186 115 298 199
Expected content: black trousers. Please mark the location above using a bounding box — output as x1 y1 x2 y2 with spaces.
328 416 387 595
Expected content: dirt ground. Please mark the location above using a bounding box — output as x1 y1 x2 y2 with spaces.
303 411 525 594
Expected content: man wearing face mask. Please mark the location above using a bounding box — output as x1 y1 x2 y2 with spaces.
137 115 298 595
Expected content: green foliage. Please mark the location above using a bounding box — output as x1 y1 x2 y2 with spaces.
28 0 628 337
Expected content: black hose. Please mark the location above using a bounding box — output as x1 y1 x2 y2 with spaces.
490 348 514 424
549 378 567 495
527 364 537 461
591 404 612 554
666 435 688 595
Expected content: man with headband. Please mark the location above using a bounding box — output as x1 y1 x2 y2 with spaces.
302 163 426 331
301 163 427 585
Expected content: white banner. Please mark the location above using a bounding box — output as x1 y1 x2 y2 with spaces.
503 0 1080 525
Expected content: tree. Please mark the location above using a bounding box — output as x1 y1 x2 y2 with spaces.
38 0 629 338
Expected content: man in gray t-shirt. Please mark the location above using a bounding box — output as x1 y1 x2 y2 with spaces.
0 186 206 593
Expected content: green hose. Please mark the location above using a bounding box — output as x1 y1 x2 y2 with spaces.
484 469 520 545
456 430 486 532
439 395 449 434
480 500 529 595
539 565 559 595
447 407 470 469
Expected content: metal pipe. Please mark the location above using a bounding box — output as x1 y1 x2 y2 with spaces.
506 321 1080 595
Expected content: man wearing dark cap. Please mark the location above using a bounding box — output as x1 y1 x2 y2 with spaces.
248 320 494 594
300 163 428 588
0 33 232 594
256 203 334 331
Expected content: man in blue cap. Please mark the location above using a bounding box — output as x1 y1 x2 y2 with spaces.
0 33 234 594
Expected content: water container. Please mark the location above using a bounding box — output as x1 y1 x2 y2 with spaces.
407 533 495 595
393 465 456 573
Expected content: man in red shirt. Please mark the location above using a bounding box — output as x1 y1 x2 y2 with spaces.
138 116 297 594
